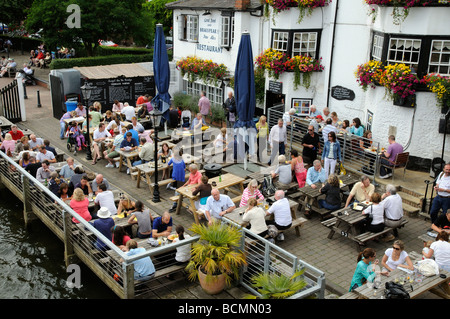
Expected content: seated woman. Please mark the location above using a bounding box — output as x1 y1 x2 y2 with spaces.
117 194 135 216
349 248 383 291
19 151 31 168
111 225 131 251
104 110 113 123
57 182 72 202
318 174 342 211
172 225 192 264
70 188 92 224
157 142 173 180
242 198 268 238
340 120 350 134
360 130 376 171
127 200 153 239
239 179 264 207
361 192 385 233
192 174 212 215
48 171 63 196
381 240 414 273
1 133 15 154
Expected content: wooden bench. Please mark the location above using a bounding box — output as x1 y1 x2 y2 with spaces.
148 170 205 196
277 217 308 237
354 219 408 249
310 204 345 221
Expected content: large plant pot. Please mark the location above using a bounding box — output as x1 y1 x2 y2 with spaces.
198 267 226 295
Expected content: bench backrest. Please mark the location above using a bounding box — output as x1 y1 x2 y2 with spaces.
394 152 409 167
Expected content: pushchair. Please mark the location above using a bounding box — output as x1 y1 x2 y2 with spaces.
66 123 87 155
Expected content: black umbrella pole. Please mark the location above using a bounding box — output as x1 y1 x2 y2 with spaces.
37 90 41 107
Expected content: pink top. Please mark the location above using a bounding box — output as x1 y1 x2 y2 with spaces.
188 171 202 185
239 188 264 207
1 140 15 153
293 157 306 174
70 198 92 223
198 96 211 116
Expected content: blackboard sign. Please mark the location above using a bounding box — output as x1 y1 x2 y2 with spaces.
82 76 155 111
268 80 283 94
331 85 355 101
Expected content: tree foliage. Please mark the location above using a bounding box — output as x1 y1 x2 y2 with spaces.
25 0 153 56
0 0 33 26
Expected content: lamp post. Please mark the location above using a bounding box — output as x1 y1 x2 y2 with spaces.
80 83 93 161
150 108 163 203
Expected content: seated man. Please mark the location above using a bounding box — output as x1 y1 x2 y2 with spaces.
133 137 154 167
266 190 292 242
182 164 202 187
91 122 111 165
431 209 450 234
191 113 206 130
91 174 110 194
120 132 139 174
0 57 17 77
94 183 117 215
8 124 24 142
74 175 93 197
205 188 236 225
36 145 56 163
29 134 44 151
131 116 144 133
345 175 375 207
122 102 136 121
152 211 173 239
121 240 155 281
25 156 41 178
124 124 139 143
44 139 57 156
59 157 77 179
381 184 404 242
379 135 404 179
36 160 55 183
304 159 327 218
271 155 292 190
104 128 124 168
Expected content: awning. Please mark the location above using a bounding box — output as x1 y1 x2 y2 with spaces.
74 63 154 79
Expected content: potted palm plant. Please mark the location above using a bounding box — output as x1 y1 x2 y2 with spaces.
245 268 308 299
185 222 247 295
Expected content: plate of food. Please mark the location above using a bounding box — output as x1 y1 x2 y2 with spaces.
168 234 178 241
363 201 372 205
354 205 363 211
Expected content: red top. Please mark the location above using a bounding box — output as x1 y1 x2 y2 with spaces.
188 171 202 185
9 130 24 141
70 198 92 223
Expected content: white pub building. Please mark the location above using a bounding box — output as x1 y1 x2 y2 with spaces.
166 0 450 170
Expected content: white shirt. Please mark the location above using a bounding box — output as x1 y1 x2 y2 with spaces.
267 198 292 227
242 206 268 235
205 194 234 220
382 193 403 220
94 191 117 215
436 173 450 197
322 124 338 142
36 150 55 162
173 234 191 262
122 106 136 121
384 248 409 270
269 125 287 145
430 240 450 269
93 129 111 140
363 203 385 225
29 137 44 150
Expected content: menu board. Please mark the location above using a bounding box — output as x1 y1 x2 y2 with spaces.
82 76 155 111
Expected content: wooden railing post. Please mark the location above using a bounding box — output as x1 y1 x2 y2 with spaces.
21 174 36 227
63 210 79 267
123 263 135 299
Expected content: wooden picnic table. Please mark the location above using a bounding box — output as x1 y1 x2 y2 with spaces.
174 173 246 224
354 264 450 299
116 148 140 173
325 202 371 241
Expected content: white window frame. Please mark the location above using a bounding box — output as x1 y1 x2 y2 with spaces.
187 15 199 42
220 15 235 48
184 79 223 107
387 37 421 66
372 34 384 61
292 32 318 58
272 31 289 52
428 39 450 76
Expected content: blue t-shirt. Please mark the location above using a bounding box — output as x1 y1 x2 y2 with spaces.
350 126 364 137
152 216 173 233
92 217 115 250
349 259 375 291
120 137 138 149
127 247 155 278
124 129 139 143
168 157 186 182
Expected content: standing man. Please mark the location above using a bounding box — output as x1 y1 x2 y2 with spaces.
302 125 320 166
268 118 287 165
429 163 450 224
379 135 404 179
198 91 211 122
223 91 236 128
381 184 404 241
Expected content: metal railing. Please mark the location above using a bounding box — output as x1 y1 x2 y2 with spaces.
0 151 197 299
0 79 22 122
267 108 382 184
223 218 326 299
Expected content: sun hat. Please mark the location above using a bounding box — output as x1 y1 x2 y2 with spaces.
97 207 112 219
316 115 324 121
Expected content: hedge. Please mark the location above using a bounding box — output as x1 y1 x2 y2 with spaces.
50 54 153 69
0 34 42 52
96 46 153 56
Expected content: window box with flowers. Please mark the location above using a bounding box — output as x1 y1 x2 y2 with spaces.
355 61 419 106
264 0 332 24
421 73 450 113
255 48 288 80
176 56 229 87
284 55 324 89
365 0 450 25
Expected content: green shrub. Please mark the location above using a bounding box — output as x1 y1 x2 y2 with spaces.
49 54 153 69
0 35 42 52
96 46 153 56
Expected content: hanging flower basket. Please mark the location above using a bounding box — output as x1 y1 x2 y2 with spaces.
421 73 450 110
354 60 384 91
264 0 332 24
255 48 288 80
176 56 228 86
285 55 324 89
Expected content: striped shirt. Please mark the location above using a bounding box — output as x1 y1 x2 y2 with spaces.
239 188 264 207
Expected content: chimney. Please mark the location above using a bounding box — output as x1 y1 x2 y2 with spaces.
235 0 250 11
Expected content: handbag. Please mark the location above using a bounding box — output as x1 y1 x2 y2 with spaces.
262 174 277 197
415 259 439 277
384 281 410 299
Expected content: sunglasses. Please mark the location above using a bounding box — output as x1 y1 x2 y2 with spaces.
308 129 313 131
393 246 400 251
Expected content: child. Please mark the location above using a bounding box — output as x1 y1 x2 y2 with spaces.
422 240 433 260
69 121 86 151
